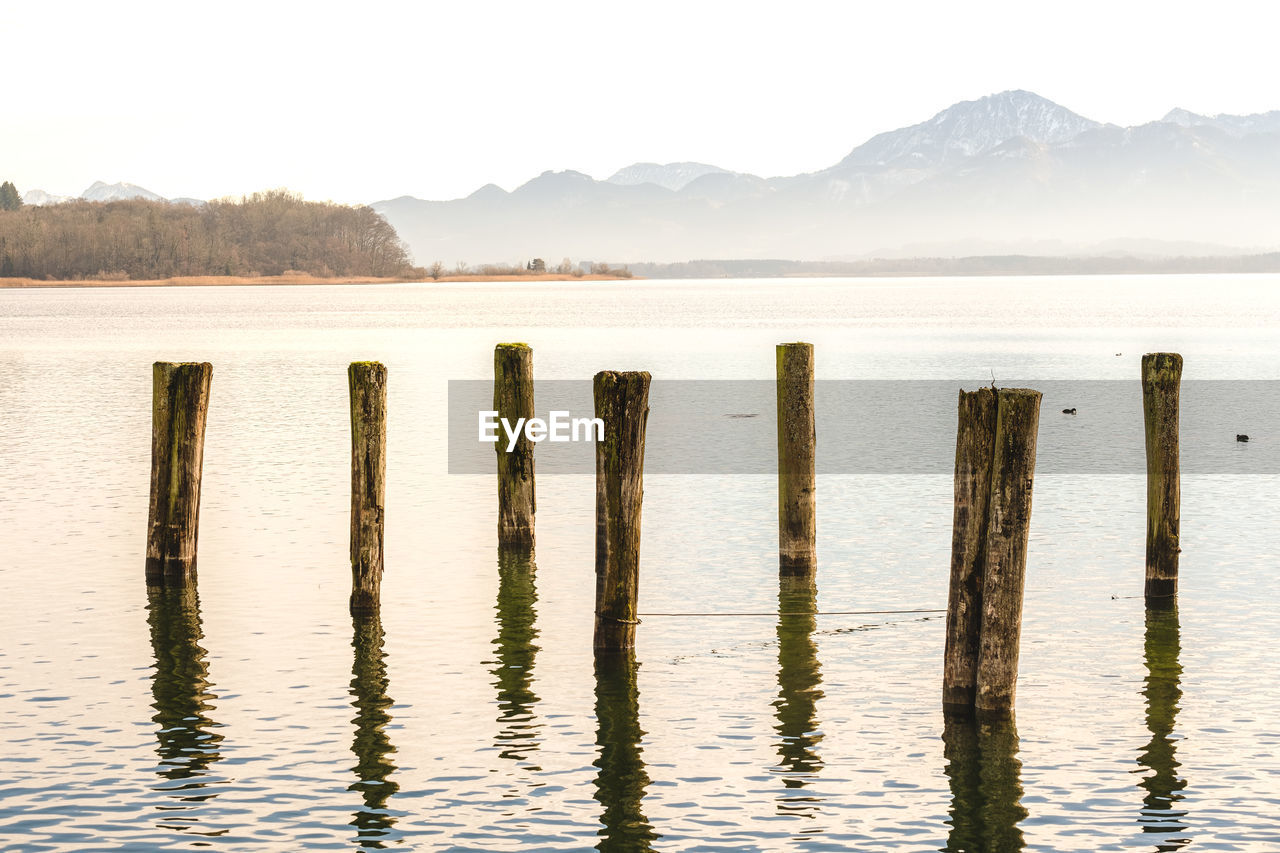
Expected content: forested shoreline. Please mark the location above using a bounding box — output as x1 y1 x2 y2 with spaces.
0 190 420 280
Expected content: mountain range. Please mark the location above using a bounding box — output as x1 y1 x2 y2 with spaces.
22 91 1280 265
372 90 1280 264
23 181 203 207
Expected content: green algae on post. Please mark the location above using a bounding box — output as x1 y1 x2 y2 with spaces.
944 387 997 709
593 370 651 653
494 344 535 548
349 361 387 614
1142 352 1182 603
776 343 816 576
146 361 213 584
975 387 1042 716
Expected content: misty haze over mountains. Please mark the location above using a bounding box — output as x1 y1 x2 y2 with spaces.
373 90 1280 265
21 91 1280 268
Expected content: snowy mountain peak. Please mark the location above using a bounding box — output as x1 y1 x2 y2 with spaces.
1162 107 1204 127
22 189 73 206
81 181 164 202
836 89 1101 170
606 162 730 192
1162 107 1280 137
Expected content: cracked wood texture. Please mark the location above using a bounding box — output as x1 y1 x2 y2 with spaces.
944 387 997 709
975 388 1041 715
494 343 535 548
146 361 213 584
593 371 650 652
1142 353 1182 603
777 343 816 575
349 362 387 615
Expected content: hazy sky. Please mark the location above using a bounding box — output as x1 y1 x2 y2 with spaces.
5 1 1277 204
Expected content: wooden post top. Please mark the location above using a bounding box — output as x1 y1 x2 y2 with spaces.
1142 352 1183 378
594 369 651 381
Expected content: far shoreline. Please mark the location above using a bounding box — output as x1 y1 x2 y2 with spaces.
0 272 639 289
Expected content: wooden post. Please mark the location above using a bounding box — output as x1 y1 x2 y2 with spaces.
593 371 650 652
777 343 816 575
146 361 213 584
944 388 997 708
349 362 387 615
975 388 1041 715
1142 353 1182 603
494 343 536 547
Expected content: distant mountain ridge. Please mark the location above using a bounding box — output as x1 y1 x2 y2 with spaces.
373 90 1280 263
606 162 731 191
832 89 1101 170
1163 107 1280 137
23 181 197 206
19 91 1280 263
80 181 163 202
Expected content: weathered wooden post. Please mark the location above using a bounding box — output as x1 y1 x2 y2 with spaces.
975 388 1042 716
494 343 536 547
349 362 387 615
1142 353 1182 603
593 371 650 652
944 387 997 709
777 343 816 575
146 361 213 584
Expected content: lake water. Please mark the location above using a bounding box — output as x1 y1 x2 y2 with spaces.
2 275 1280 851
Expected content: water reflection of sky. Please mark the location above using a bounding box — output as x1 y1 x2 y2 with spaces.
1 276 1279 850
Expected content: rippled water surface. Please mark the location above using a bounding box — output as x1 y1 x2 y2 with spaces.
2 275 1280 851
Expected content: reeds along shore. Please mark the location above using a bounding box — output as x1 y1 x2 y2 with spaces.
0 272 637 288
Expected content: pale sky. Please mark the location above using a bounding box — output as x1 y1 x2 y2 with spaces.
4 0 1278 204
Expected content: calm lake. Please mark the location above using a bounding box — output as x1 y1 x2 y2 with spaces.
2 275 1279 851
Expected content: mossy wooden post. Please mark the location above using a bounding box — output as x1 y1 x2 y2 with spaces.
593 371 651 653
975 388 1041 716
777 343 816 575
349 362 387 615
1142 353 1182 603
944 387 997 709
494 343 535 548
146 361 213 584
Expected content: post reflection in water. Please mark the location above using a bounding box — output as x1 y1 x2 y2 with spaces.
349 610 400 849
941 710 1027 853
490 546 542 765
772 575 824 818
146 581 225 835
1136 604 1190 850
593 651 657 852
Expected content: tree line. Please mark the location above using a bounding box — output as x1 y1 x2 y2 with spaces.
427 258 633 279
0 189 419 280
